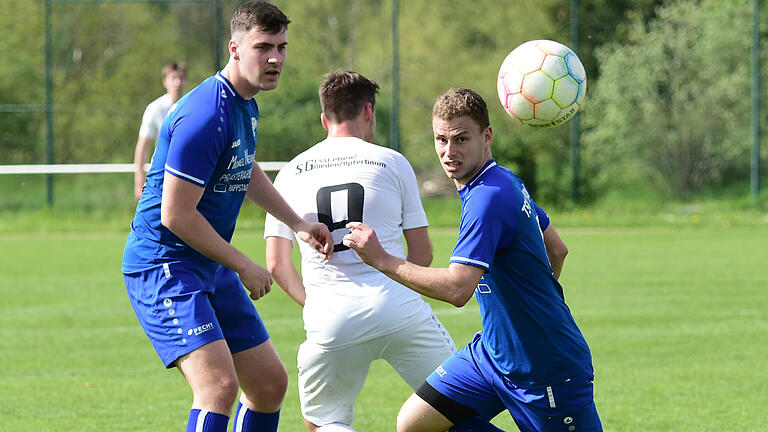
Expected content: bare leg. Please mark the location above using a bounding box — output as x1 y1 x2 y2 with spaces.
232 338 288 413
303 418 320 431
397 393 454 432
177 340 240 414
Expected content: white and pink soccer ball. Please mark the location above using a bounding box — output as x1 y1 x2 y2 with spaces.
497 40 586 128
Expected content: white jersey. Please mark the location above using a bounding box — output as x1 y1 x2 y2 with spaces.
264 137 432 350
138 93 173 140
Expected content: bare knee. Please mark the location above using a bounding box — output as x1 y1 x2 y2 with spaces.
235 341 289 412
215 374 241 407
258 363 288 404
240 361 288 412
177 342 241 413
191 372 240 413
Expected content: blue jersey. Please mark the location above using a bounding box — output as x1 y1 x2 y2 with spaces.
449 159 591 387
123 72 259 272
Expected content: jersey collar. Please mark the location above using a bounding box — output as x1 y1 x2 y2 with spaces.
215 72 247 103
458 159 497 197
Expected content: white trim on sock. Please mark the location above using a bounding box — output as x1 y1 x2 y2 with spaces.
196 409 209 432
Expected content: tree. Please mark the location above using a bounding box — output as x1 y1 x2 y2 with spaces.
394 0 564 199
50 2 214 164
0 1 45 164
544 0 664 83
582 0 755 198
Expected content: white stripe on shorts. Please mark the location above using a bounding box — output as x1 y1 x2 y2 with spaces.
546 386 556 408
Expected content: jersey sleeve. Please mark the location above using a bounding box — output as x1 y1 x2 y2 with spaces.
534 202 550 231
138 101 161 140
164 99 227 187
263 168 297 242
395 154 429 230
450 188 517 270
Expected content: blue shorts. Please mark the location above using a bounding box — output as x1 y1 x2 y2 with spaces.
418 332 602 432
123 261 270 368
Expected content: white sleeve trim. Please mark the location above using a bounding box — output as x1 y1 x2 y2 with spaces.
165 164 205 185
449 256 490 269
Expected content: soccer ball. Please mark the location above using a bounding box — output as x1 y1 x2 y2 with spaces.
497 40 586 128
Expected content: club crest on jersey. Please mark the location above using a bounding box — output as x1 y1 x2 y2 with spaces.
251 117 258 138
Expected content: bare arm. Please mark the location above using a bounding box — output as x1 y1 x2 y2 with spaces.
161 173 272 300
133 136 153 200
265 236 306 306
403 226 433 267
542 223 568 279
246 164 333 260
344 222 484 307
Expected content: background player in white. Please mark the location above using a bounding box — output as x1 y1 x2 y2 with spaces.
133 61 187 200
122 3 333 431
264 70 456 432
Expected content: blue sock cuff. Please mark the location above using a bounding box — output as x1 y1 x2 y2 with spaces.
187 408 229 432
232 402 280 432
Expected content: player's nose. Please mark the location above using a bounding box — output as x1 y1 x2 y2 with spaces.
444 141 459 157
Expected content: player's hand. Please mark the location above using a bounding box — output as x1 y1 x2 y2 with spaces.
343 222 387 267
238 261 273 301
296 220 334 261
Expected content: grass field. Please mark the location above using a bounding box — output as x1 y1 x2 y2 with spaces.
1 218 767 431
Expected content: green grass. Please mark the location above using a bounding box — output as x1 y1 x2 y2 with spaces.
2 225 767 431
2 173 768 429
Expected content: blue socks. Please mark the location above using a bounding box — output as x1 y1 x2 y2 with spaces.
232 402 280 432
187 409 229 432
185 404 279 432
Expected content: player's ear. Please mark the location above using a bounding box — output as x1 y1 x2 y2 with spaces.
229 39 239 60
320 112 329 131
483 125 493 146
362 103 374 122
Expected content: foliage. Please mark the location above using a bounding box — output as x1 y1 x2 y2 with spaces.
0 1 45 164
544 0 665 82
393 0 563 199
1 0 765 204
582 0 758 199
53 3 220 164
255 0 396 161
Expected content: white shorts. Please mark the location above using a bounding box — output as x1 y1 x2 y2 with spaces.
297 312 456 427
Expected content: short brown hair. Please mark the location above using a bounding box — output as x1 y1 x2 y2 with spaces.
319 70 380 123
432 88 490 132
161 61 187 78
230 1 290 35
